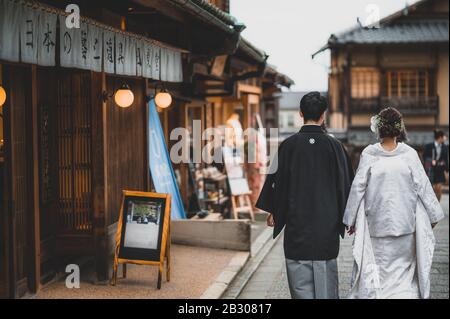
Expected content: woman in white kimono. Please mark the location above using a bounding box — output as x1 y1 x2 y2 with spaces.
343 107 445 299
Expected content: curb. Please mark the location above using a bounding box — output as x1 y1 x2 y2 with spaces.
201 226 279 299
221 228 280 299
200 251 250 299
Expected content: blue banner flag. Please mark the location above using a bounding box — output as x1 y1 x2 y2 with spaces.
148 100 186 219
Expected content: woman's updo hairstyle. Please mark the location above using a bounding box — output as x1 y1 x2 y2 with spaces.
373 107 408 142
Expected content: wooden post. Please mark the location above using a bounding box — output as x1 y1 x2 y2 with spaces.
91 71 109 282
29 65 41 293
144 79 151 191
166 225 171 282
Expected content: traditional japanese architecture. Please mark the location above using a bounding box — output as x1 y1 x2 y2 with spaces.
313 0 449 155
260 65 295 134
0 0 292 298
277 92 308 138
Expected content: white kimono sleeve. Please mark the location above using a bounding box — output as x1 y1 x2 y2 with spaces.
409 152 445 224
343 151 374 227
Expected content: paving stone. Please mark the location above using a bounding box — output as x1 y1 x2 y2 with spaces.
238 195 449 299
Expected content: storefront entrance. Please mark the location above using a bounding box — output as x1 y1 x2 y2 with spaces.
0 64 33 298
37 68 94 282
0 65 96 297
0 66 7 298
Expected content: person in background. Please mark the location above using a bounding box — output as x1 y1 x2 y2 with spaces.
256 92 354 299
344 107 444 299
423 130 449 201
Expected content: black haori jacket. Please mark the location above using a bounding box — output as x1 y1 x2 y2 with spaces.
256 125 354 260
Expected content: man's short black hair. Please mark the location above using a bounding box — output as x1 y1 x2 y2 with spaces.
434 130 445 140
299 92 328 122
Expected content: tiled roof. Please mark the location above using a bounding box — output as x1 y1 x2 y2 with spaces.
238 37 268 63
330 20 449 45
190 0 238 27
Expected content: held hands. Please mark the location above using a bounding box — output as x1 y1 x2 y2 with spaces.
267 213 275 227
346 225 356 235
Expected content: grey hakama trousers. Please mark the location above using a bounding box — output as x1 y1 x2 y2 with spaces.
286 259 339 299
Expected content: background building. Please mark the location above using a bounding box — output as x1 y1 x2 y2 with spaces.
314 0 449 156
276 91 327 139
0 0 292 298
277 92 306 138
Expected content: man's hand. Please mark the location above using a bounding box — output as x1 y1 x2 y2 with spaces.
267 213 274 227
346 225 356 235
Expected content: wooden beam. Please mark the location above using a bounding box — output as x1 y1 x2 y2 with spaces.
29 65 41 293
237 83 262 95
91 71 109 282
144 78 151 191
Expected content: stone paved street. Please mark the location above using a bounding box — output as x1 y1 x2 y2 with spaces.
238 195 449 299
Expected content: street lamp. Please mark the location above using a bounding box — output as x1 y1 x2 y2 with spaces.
0 86 6 107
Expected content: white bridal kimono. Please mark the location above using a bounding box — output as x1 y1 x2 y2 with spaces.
343 142 445 299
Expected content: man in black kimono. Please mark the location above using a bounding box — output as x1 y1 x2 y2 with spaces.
256 92 354 299
423 130 449 202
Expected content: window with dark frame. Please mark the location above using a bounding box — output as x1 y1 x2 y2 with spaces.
387 70 429 97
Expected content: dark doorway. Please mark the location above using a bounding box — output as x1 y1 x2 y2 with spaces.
0 64 33 298
37 69 94 281
0 66 8 298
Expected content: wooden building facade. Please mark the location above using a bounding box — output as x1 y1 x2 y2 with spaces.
314 0 449 152
0 0 290 298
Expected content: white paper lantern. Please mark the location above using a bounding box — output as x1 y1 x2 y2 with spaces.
114 84 134 108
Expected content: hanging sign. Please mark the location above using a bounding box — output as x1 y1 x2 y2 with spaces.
124 36 137 76
115 33 126 75
152 46 161 80
59 18 102 72
136 39 144 77
160 47 169 82
173 51 183 82
161 49 183 82
37 10 57 66
0 0 184 82
89 24 103 72
142 41 154 79
0 0 21 62
20 4 39 64
103 30 115 74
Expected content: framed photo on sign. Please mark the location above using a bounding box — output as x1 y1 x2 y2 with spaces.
112 190 171 289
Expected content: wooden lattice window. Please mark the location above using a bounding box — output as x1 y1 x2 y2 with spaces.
56 72 93 234
351 67 380 98
387 70 429 97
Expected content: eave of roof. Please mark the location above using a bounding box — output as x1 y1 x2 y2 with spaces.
264 65 295 88
312 0 449 58
329 19 448 45
167 0 246 34
237 37 268 64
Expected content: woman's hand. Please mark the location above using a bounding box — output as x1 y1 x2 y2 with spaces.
267 213 274 227
346 225 356 235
